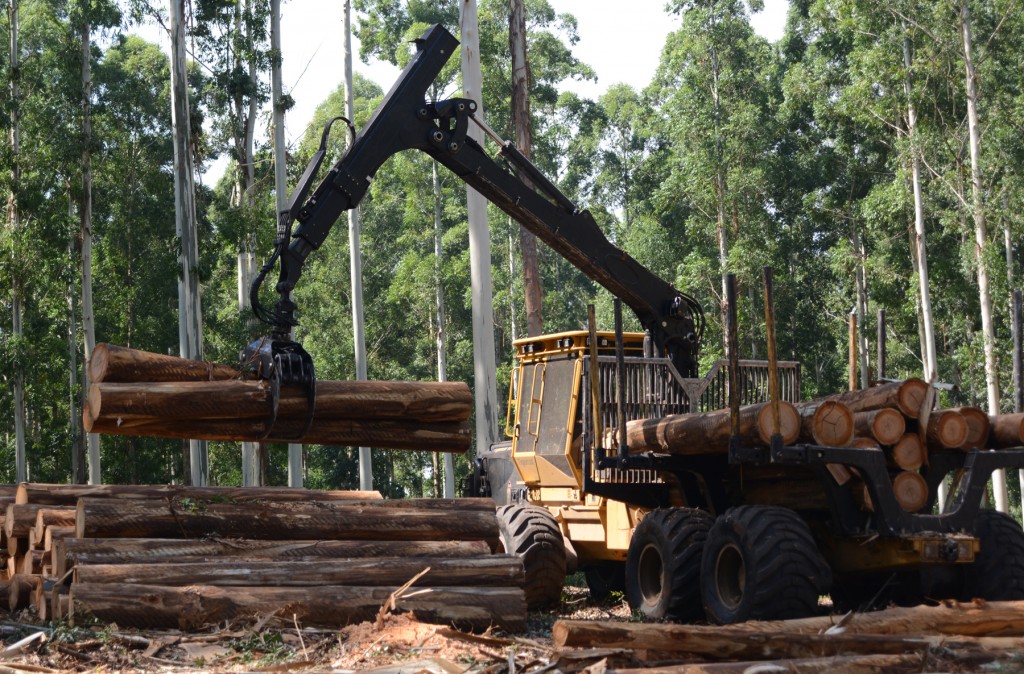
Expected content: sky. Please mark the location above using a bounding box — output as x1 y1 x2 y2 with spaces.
178 0 790 181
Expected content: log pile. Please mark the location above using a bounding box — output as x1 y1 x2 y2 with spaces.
551 600 1024 672
5 483 525 632
83 343 473 451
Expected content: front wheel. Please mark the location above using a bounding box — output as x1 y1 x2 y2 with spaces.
625 508 712 621
496 504 566 608
963 509 1024 601
701 506 830 624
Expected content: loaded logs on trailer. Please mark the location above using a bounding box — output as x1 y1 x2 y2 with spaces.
84 344 473 451
2 484 526 631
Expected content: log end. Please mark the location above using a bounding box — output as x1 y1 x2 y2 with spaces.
892 471 928 512
898 378 930 419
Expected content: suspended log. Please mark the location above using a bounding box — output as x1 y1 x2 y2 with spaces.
70 583 526 632
796 400 854 447
990 413 1024 449
86 414 471 453
927 410 968 450
951 407 990 450
75 498 499 545
74 556 523 588
16 483 381 506
88 380 472 424
850 437 880 449
33 508 75 545
89 343 239 383
853 409 905 446
824 378 929 419
550 620 1024 659
889 434 925 471
625 401 800 456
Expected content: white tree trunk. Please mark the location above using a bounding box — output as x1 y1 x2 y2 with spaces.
433 160 455 498
461 0 501 457
8 0 26 483
169 0 207 486
342 0 373 490
854 225 870 388
961 0 1006 511
80 17 102 485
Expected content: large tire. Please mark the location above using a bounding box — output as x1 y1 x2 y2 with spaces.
625 508 712 621
701 506 831 624
496 504 566 608
963 509 1024 601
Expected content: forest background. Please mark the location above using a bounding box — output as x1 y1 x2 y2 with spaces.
1 0 1023 520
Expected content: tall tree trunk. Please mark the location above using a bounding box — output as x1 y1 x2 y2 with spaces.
960 0 1005 511
461 0 501 458
853 222 870 388
68 197 85 484
8 0 26 484
509 0 543 337
433 159 455 498
169 0 207 486
342 0 373 491
903 30 937 383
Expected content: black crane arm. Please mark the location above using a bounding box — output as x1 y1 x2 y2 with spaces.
253 23 703 378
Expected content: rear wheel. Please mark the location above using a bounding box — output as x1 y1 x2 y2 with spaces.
701 506 830 624
625 508 712 621
496 504 566 608
963 509 1024 601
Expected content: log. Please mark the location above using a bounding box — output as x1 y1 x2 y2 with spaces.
15 483 381 506
74 556 524 588
797 400 854 447
5 504 44 540
595 654 940 674
927 410 968 450
625 401 800 456
33 508 75 545
8 573 38 611
952 407 990 450
76 498 499 545
21 549 44 575
990 412 1024 449
850 437 880 449
889 434 925 471
852 409 905 446
43 525 75 553
89 343 239 383
550 620 1024 659
824 378 929 418
88 379 472 424
71 583 526 632
891 471 927 512
86 414 472 453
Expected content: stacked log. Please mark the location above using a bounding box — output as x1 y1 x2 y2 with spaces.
83 343 473 452
8 483 525 633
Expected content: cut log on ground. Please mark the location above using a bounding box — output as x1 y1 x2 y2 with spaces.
990 412 1024 449
8 573 38 611
71 583 526 632
73 556 524 587
88 380 472 424
75 497 500 545
926 410 968 450
889 434 925 471
625 401 800 456
89 343 239 383
15 483 381 506
86 414 472 453
5 503 45 540
551 620 1024 660
853 409 905 446
33 508 75 544
797 400 854 447
824 379 929 419
598 653 951 674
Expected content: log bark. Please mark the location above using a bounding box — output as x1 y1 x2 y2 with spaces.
927 410 968 449
76 498 499 545
551 620 1024 659
74 556 523 588
890 434 925 471
86 414 471 453
33 508 75 544
89 343 239 383
21 549 43 575
824 378 929 418
88 380 472 424
5 503 44 539
853 409 905 446
626 401 800 456
16 483 381 506
71 583 526 632
989 412 1024 449
44 526 76 553
797 400 854 447
952 407 990 449
8 574 38 611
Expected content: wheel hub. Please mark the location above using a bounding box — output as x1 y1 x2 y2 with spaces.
714 543 745 610
637 543 665 604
